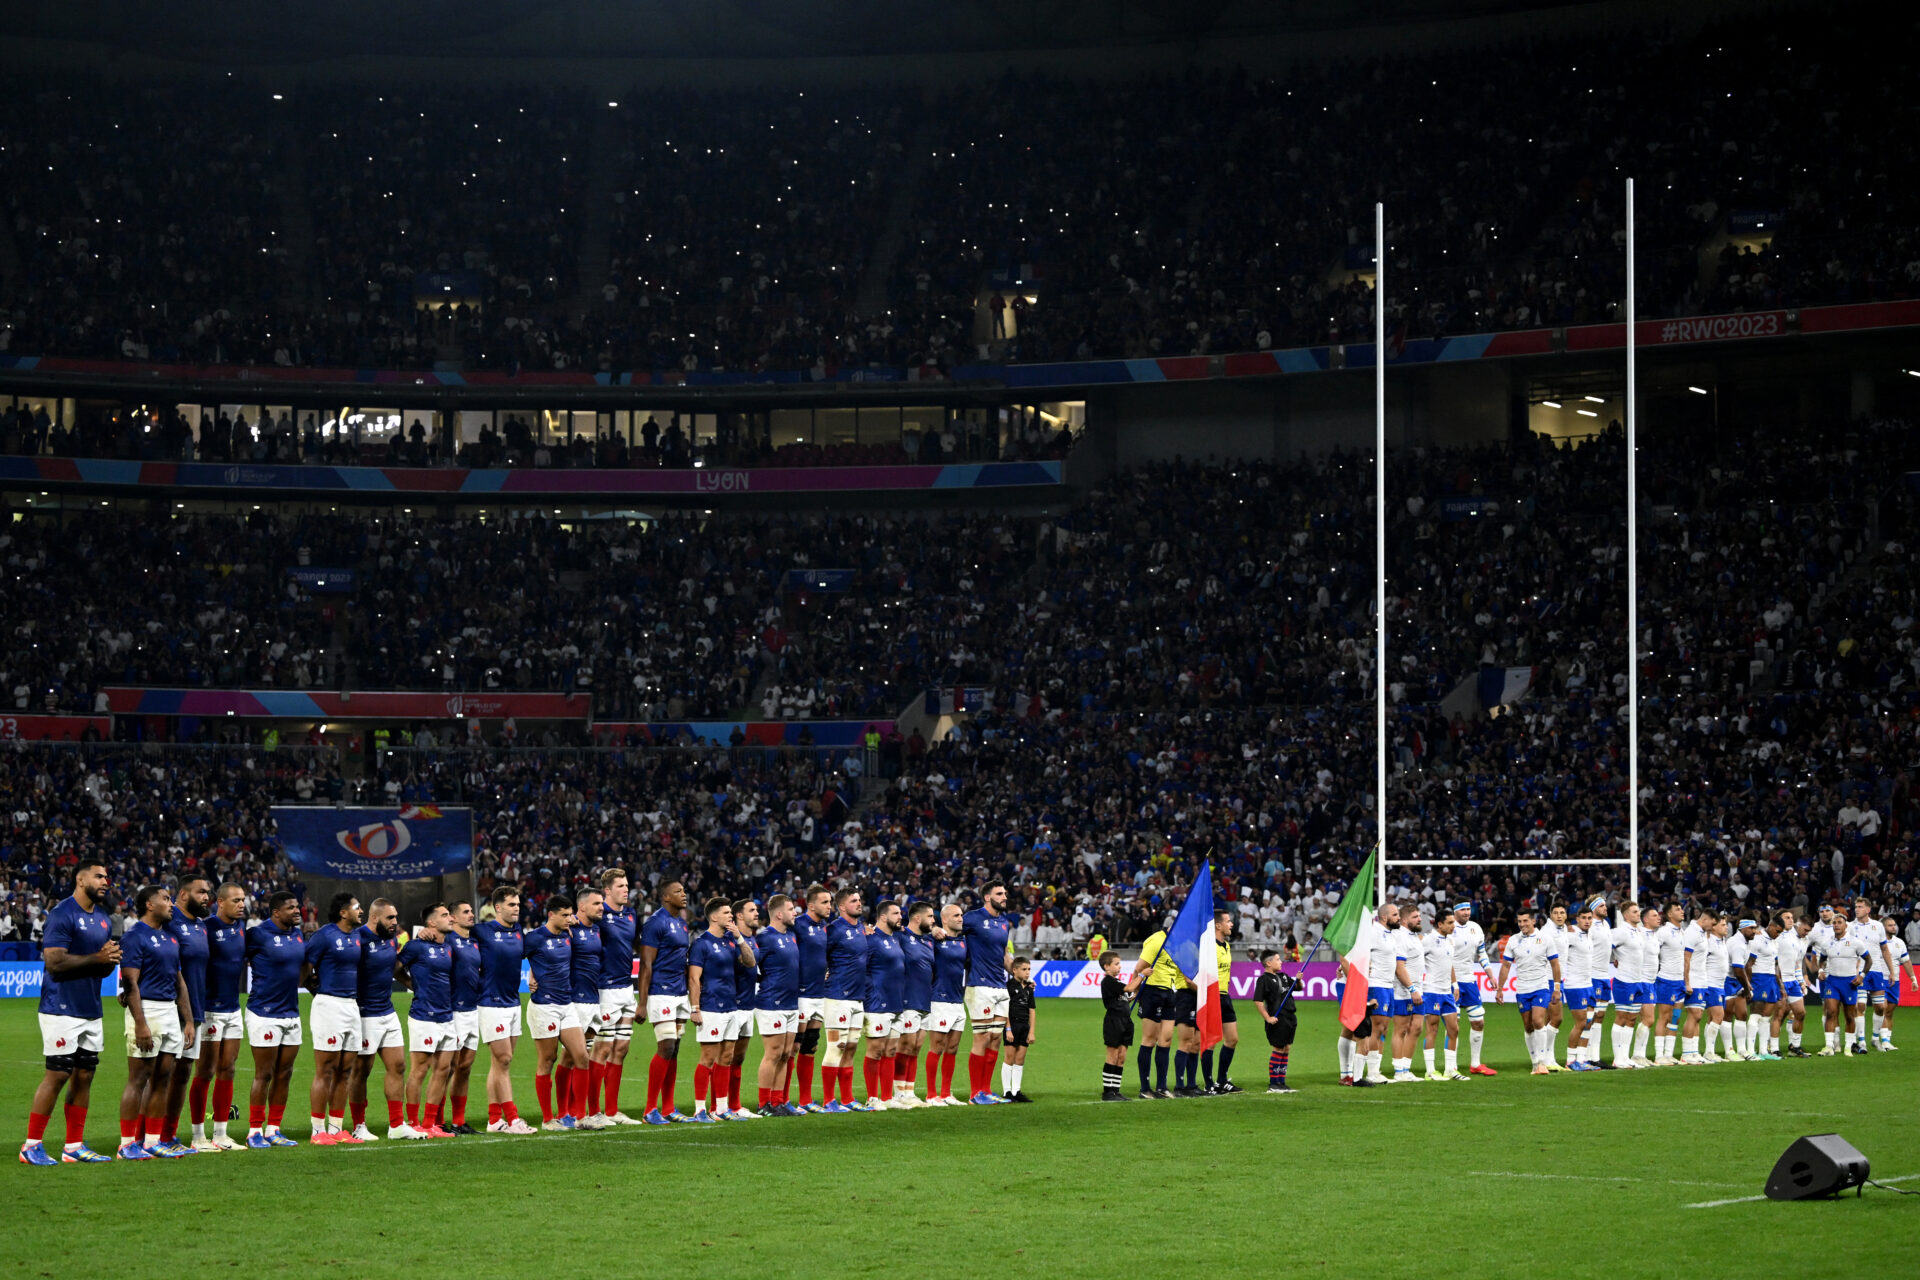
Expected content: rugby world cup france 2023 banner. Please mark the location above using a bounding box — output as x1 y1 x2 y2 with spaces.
273 805 473 880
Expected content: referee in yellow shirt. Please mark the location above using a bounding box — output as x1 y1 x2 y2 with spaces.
1125 923 1187 1098
1200 910 1243 1093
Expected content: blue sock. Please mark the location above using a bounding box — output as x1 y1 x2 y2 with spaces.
1176 1050 1194 1088
1217 1045 1234 1082
1199 1049 1214 1087
1154 1046 1169 1091
1136 1043 1152 1093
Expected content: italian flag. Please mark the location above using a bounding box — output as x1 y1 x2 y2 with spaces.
1325 846 1381 1032
1164 860 1223 1051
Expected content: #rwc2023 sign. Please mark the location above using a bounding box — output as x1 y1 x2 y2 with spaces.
273 805 473 880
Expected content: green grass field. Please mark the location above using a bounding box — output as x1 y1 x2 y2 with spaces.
4 998 1915 1278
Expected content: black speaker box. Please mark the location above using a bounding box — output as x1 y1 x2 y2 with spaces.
1765 1134 1870 1201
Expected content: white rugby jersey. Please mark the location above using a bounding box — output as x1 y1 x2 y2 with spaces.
1561 926 1592 987
1700 935 1729 986
1725 931 1750 974
1748 931 1778 975
1810 920 1837 954
1420 932 1456 996
1817 933 1872 978
1390 925 1422 992
1862 925 1892 976
1679 921 1712 980
1450 919 1487 977
1587 918 1612 978
1367 924 1404 986
1775 931 1810 982
1503 931 1559 994
1654 922 1688 980
1885 933 1910 972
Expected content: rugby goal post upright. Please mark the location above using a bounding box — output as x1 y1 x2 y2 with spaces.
1375 202 1389 903
1626 177 1640 901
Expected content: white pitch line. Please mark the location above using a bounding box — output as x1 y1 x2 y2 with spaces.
335 1131 819 1153
1685 1172 1920 1209
1470 1170 1744 1190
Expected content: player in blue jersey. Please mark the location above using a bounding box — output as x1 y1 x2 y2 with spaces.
637 880 692 1124
894 902 936 1108
477 886 534 1133
960 882 1015 1104
158 876 212 1152
925 902 969 1105
396 902 456 1138
753 894 802 1115
20 860 118 1166
347 898 406 1140
790 884 833 1112
187 882 248 1151
687 897 758 1121
725 899 763 1120
861 901 908 1110
527 893 591 1130
568 887 609 1127
303 892 366 1144
445 900 483 1133
116 884 197 1158
243 892 305 1147
820 888 871 1112
590 868 641 1125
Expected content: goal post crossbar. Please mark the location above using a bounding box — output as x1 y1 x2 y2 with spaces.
1381 859 1634 867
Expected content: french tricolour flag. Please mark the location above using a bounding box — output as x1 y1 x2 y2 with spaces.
1164 861 1222 1051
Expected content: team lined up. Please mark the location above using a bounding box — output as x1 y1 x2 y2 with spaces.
1335 897 1914 1087
20 862 1028 1164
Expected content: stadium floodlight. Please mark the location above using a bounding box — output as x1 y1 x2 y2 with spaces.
1584 395 1605 403
1541 399 1562 409
1688 385 1710 394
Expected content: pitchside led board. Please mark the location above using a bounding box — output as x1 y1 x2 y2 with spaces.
272 805 474 880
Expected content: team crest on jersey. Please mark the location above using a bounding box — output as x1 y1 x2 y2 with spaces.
55 1037 67 1049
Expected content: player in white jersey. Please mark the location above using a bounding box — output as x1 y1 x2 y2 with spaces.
1650 903 1690 1065
1774 913 1814 1057
1357 904 1413 1085
1418 914 1466 1081
1388 908 1424 1083
1808 906 1838 956
1879 918 1913 1050
1722 920 1754 1060
1539 905 1570 1067
1564 906 1611 1070
1692 920 1731 1064
1607 903 1652 1066
1585 896 1613 1027
1854 901 1895 1051
1495 910 1563 1075
1449 903 1495 1075
1811 916 1873 1055
1676 907 1720 1064
1742 919 1782 1060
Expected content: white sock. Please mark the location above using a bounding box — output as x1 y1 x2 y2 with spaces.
1852 1015 1866 1044
1337 1038 1354 1075
1610 1023 1628 1065
1632 1023 1650 1057
1681 1036 1699 1057
1469 1026 1484 1067
694 1097 708 1114
311 1113 327 1135
1789 1027 1802 1048
1824 1030 1838 1050
1365 1050 1383 1077
143 1129 160 1149
1731 1021 1747 1055
1422 1048 1436 1075
1009 1063 1023 1094
1874 1012 1887 1041
1444 1047 1457 1074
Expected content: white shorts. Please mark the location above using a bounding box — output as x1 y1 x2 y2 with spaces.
409 1017 454 1055
451 1009 481 1052
798 996 827 1026
246 1010 302 1048
309 994 362 1054
929 1002 966 1034
755 1008 799 1037
359 1011 405 1056
695 1008 753 1044
530 1004 582 1040
480 1006 523 1045
572 1002 602 1035
203 1009 245 1044
822 998 863 1032
597 987 638 1031
39 1013 105 1058
897 1009 926 1036
647 994 691 1028
965 986 1010 1024
125 1004 185 1059
177 1012 202 1062
863 1010 898 1039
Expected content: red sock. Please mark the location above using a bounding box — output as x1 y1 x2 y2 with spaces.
863 1057 879 1100
63 1104 86 1145
926 1051 941 1094
664 1059 679 1112
970 1052 988 1096
941 1052 957 1098
488 1103 504 1126
796 1054 814 1106
645 1057 666 1113
604 1064 622 1115
693 1064 711 1109
189 1077 210 1124
423 1104 440 1128
160 1117 177 1143
587 1062 605 1115
898 1055 916 1085
717 1067 732 1114
729 1066 743 1111
267 1104 285 1129
840 1064 857 1103
535 1073 555 1122
504 1101 521 1122
249 1104 266 1129
349 1102 365 1127
759 1087 771 1107
26 1111 49 1143
405 1102 419 1126
213 1080 234 1127
120 1117 137 1143
555 1064 572 1114
451 1094 467 1126
570 1067 588 1120
387 1099 403 1128
878 1056 895 1101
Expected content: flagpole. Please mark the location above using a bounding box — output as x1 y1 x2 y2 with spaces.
1375 201 1388 904
1626 177 1639 903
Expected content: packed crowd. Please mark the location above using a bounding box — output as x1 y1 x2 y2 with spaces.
4 13 1915 377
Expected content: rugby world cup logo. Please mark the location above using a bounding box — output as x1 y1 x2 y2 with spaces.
337 819 413 861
